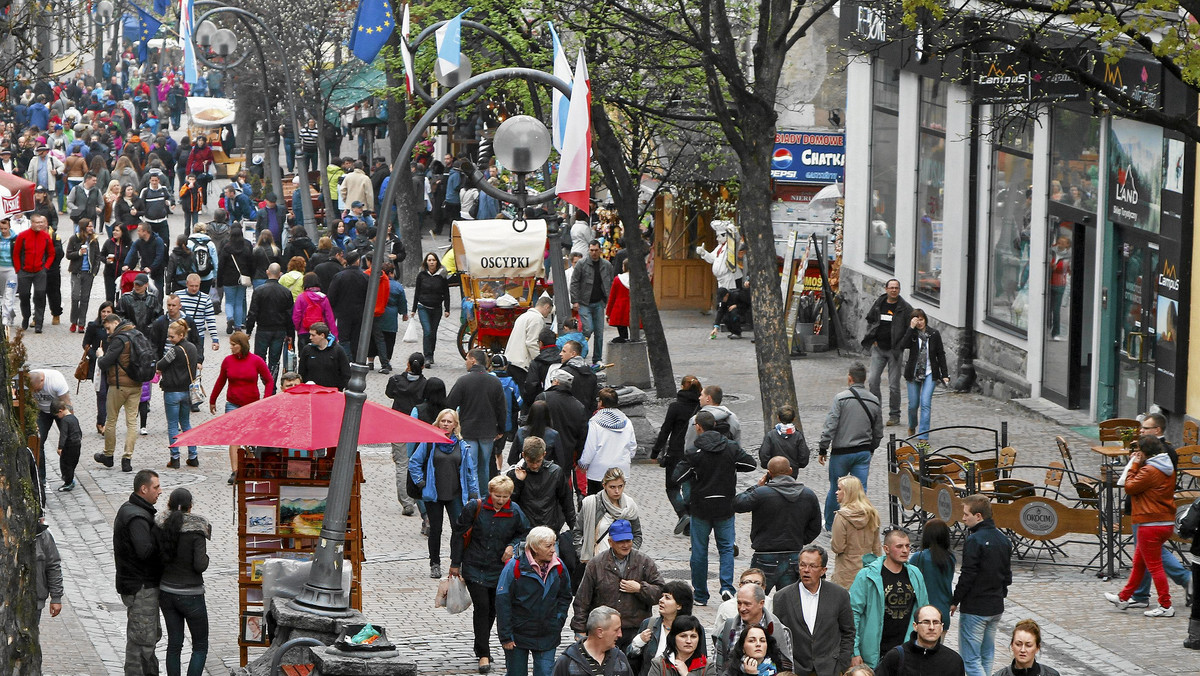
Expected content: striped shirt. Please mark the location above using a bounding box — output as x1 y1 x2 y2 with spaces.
178 290 219 345
298 126 320 151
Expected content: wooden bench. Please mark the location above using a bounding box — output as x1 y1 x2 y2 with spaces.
281 665 314 676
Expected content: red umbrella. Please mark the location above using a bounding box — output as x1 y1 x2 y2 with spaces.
0 170 34 217
172 383 450 450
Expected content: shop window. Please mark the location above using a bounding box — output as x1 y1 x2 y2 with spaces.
915 78 946 301
867 60 900 270
1049 108 1100 212
986 110 1035 333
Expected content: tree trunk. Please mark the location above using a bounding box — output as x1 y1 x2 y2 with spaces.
315 130 335 231
0 332 45 674
383 30 422 286
738 131 798 424
590 104 676 397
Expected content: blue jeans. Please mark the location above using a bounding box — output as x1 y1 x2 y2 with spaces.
254 329 287 381
417 304 442 362
906 373 935 439
159 591 208 676
577 301 606 363
824 450 872 530
1132 523 1192 602
958 612 1001 676
505 647 555 676
466 438 495 495
251 278 267 289
163 391 196 460
750 552 799 594
224 285 246 327
284 137 295 173
690 514 736 604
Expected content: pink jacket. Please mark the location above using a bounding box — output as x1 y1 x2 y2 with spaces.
292 288 338 338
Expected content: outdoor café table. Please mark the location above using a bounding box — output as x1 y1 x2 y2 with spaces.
1090 444 1130 461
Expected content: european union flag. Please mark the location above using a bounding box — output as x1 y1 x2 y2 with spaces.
134 5 163 63
349 0 394 63
152 0 170 16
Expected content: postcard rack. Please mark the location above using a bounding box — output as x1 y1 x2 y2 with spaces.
234 446 365 665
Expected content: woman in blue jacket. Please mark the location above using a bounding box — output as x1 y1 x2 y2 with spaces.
409 409 478 580
495 526 572 676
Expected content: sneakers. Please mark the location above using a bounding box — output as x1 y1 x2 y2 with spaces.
69 323 77 333
379 366 392 375
166 457 180 469
94 452 114 468
186 457 200 467
430 563 442 579
121 458 133 472
402 504 416 516
720 589 734 602
1104 592 1130 610
674 514 691 535
1127 600 1150 608
1145 606 1176 618
57 481 75 492
139 427 148 436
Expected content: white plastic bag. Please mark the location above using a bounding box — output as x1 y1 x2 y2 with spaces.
445 576 472 614
403 318 421 343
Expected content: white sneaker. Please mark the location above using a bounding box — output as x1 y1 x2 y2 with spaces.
1144 606 1175 618
1104 592 1130 609
1127 600 1150 608
139 427 148 436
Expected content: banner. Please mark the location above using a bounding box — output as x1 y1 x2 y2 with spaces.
453 219 547 278
1107 117 1162 233
771 131 844 184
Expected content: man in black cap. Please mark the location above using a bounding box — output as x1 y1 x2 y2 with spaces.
124 222 167 300
117 273 162 334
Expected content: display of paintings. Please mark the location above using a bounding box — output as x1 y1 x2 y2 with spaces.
278 486 328 536
246 554 270 582
245 503 277 534
242 612 266 644
287 458 311 479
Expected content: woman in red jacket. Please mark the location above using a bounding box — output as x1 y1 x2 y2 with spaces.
184 136 215 203
1105 434 1178 617
209 331 274 484
606 260 631 343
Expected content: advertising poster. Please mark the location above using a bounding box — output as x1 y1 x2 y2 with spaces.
770 132 845 184
1107 117 1163 233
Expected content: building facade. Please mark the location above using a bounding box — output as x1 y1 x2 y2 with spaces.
837 3 1197 425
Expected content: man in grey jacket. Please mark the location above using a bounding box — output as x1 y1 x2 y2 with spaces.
712 582 794 672
568 240 614 365
35 519 64 624
817 362 883 531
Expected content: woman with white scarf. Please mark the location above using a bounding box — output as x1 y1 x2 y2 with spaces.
573 467 643 575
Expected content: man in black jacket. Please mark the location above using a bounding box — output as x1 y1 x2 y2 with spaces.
447 348 506 492
950 495 1012 676
123 223 167 298
508 436 579 575
326 251 367 357
524 328 560 406
149 293 202 361
558 340 598 413
860 278 912 426
113 469 163 675
298 322 350 389
874 606 965 676
117 273 163 334
245 263 295 380
674 411 756 606
535 371 588 492
313 248 346 291
733 456 822 593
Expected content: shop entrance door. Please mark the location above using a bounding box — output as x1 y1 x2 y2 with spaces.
1114 228 1158 418
1042 214 1096 409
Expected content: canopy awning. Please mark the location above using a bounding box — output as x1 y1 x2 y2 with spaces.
322 63 385 125
0 171 35 217
453 219 547 278
186 96 236 126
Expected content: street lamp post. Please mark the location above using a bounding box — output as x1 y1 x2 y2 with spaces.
90 0 119 81
189 4 318 238
289 67 572 616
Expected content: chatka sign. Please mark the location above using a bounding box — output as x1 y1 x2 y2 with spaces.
771 131 845 184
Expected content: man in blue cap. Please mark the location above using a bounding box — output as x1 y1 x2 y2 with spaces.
570 519 665 650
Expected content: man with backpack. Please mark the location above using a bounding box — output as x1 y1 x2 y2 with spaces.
817 362 884 531
117 274 162 334
96 312 156 472
138 170 175 245
124 223 167 301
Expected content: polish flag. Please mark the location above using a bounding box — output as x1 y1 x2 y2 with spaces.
400 3 415 96
555 49 591 214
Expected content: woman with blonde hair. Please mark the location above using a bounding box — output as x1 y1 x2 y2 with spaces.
102 179 122 230
829 475 882 588
574 467 643 570
409 409 478 579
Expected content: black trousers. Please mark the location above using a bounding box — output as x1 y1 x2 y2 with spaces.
466 581 497 660
46 265 63 316
37 411 59 498
18 269 47 326
60 441 81 485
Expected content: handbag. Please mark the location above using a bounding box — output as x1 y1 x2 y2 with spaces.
232 254 252 287
181 347 206 405
74 350 90 382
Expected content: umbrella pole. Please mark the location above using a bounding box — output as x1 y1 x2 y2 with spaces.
288 364 368 616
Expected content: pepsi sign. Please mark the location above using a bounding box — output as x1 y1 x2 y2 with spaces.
770 131 845 184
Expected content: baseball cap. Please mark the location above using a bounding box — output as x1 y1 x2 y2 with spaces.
134 273 149 285
489 354 509 370
552 369 574 386
351 200 364 209
609 520 634 542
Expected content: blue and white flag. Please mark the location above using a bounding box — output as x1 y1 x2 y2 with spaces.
547 22 572 153
435 9 469 75
179 0 197 84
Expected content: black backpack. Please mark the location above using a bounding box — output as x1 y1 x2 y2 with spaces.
713 417 735 440
120 328 158 383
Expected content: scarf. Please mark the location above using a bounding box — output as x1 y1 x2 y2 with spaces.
578 492 640 561
914 330 930 379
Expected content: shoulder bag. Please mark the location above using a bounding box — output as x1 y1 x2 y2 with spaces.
232 253 252 287
181 346 206 405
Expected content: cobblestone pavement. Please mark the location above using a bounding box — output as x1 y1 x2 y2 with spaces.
29 219 1194 675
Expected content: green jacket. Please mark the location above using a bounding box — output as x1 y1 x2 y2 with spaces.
848 553 929 667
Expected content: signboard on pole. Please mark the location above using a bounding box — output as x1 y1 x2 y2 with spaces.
770 132 845 184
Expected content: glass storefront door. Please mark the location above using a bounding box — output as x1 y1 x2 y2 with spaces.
1114 229 1158 418
1042 213 1096 409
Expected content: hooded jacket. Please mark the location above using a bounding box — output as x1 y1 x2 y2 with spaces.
113 492 162 595
283 235 316 265
848 555 929 667
165 244 196 291
682 405 741 452
874 637 965 676
526 343 561 401
758 424 810 477
410 436 478 504
580 408 639 482
733 475 822 552
386 371 427 414
562 355 599 413
299 339 350 390
653 388 701 459
292 288 338 338
452 497 531 586
156 512 210 594
1125 452 1177 525
98 320 142 388
830 504 883 589
496 551 573 651
950 517 1012 617
508 458 577 533
186 232 217 282
35 524 64 609
674 431 756 521
536 383 589 465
